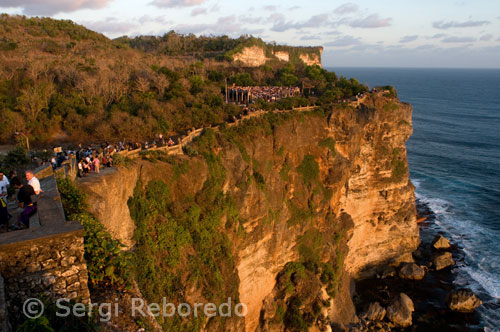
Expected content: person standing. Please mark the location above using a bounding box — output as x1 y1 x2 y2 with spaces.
0 171 9 231
93 156 100 174
25 170 41 195
10 177 36 229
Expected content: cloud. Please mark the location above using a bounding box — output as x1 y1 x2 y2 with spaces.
149 0 205 8
263 5 277 12
270 13 330 32
399 35 418 43
442 36 476 43
138 15 168 24
82 18 138 35
348 14 392 28
239 14 263 25
173 15 263 36
433 20 490 29
324 35 362 47
428 33 447 39
191 7 207 16
300 35 320 41
414 44 436 50
334 3 358 15
0 0 110 15
479 34 493 41
289 6 300 10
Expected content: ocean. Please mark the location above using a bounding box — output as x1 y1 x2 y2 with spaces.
329 67 500 330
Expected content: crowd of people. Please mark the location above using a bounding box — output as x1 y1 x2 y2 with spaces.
0 169 41 232
228 86 301 104
42 134 178 178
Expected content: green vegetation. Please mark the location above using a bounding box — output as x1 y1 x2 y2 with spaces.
296 155 319 184
3 146 29 167
0 14 367 145
391 148 407 181
127 130 241 330
286 199 314 226
383 101 399 111
318 137 336 155
277 230 344 332
378 85 397 98
57 178 132 289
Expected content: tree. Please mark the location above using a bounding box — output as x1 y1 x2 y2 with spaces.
16 81 55 126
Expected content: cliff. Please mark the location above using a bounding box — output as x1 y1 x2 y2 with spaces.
231 45 323 67
79 92 418 331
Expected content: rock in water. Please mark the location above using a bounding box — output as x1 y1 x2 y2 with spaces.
386 293 414 327
432 235 451 250
433 252 455 271
379 265 396 279
360 302 386 321
447 288 482 313
398 262 426 280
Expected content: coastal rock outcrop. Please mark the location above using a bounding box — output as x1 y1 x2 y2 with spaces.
398 262 426 280
360 302 386 321
447 288 482 313
432 235 451 250
386 293 414 327
432 252 455 271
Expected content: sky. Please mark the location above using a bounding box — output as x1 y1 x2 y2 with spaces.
1 0 499 68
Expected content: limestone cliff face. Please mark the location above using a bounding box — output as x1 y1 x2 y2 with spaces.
233 46 269 67
232 46 323 67
274 51 290 62
79 93 418 331
299 48 323 67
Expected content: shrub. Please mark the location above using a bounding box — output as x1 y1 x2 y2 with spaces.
318 137 336 155
112 153 132 166
296 154 319 184
16 316 54 332
4 146 29 167
56 177 88 218
56 177 131 289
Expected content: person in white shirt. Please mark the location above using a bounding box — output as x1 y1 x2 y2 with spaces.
0 171 9 200
0 171 10 230
25 170 41 195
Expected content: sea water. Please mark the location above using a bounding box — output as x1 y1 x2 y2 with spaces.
330 67 500 329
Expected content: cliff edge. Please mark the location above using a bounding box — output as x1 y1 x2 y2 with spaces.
79 91 419 331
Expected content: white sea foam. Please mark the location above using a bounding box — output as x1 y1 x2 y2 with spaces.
415 188 500 303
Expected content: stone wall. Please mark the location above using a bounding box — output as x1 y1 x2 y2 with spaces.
0 273 11 332
0 230 89 323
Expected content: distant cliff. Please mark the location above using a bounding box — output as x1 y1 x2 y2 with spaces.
231 44 323 67
79 91 418 331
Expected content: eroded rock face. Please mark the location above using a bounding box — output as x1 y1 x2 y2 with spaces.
360 302 386 321
398 263 426 280
80 93 418 331
233 46 269 67
432 252 455 271
447 288 482 313
299 52 322 66
386 293 414 327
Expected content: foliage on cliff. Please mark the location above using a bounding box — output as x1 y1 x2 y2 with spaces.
56 177 132 289
127 132 242 331
0 14 366 145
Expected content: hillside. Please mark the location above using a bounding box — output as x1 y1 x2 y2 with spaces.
0 14 365 146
